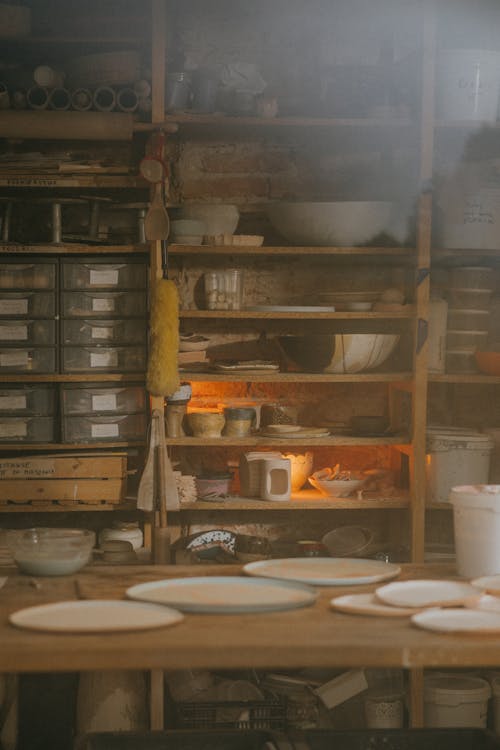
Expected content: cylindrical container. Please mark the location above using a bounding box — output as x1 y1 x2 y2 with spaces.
71 88 93 111
424 675 491 728
364 691 404 729
260 402 299 427
165 71 191 112
203 269 243 310
48 87 71 111
33 65 64 88
426 428 493 503
187 411 225 438
12 89 27 109
449 484 500 577
260 456 291 502
428 297 448 373
436 48 500 121
165 403 187 437
223 407 256 437
195 472 232 500
26 85 49 110
116 87 139 112
93 86 116 112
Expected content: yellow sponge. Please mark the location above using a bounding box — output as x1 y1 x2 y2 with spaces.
147 279 180 397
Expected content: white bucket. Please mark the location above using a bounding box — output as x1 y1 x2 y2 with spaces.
428 297 448 373
449 484 500 577
437 48 500 121
424 675 491 728
441 188 500 250
426 428 493 504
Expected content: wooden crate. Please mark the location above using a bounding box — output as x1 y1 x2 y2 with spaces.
0 453 127 506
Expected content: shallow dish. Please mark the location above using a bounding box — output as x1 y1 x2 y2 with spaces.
411 608 500 634
243 557 401 586
331 593 418 617
375 579 480 609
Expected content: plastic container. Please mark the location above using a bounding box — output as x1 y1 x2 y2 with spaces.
0 263 55 289
195 472 232 500
62 262 147 290
0 415 54 442
449 484 500 577
448 288 492 310
445 349 479 374
0 385 55 415
62 413 146 443
239 451 282 497
426 428 493 504
423 675 491 728
0 347 56 373
437 48 500 121
61 346 146 373
62 385 146 415
165 71 191 112
61 291 147 318
62 319 146 346
450 267 495 290
447 308 489 332
428 297 448 373
0 319 55 346
204 269 243 310
364 691 404 729
260 456 291 501
5 527 95 576
98 523 143 550
0 291 55 318
446 330 488 351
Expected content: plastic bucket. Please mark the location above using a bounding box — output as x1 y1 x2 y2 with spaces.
426 428 493 504
449 484 500 577
437 49 500 121
424 675 491 728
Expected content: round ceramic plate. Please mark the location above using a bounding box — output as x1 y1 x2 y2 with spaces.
9 600 184 633
465 594 500 613
330 593 418 617
375 579 480 609
411 607 500 634
243 558 401 586
471 575 500 595
126 576 318 614
260 428 330 439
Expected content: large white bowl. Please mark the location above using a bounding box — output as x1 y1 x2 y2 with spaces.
325 333 400 374
180 204 240 236
308 476 366 498
266 201 393 246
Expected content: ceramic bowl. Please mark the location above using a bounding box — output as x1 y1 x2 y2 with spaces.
475 350 500 376
282 452 314 491
5 527 95 576
266 201 393 246
308 473 366 498
188 411 225 438
179 204 240 236
279 333 400 374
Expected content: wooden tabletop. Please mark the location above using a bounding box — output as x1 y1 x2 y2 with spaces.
1 562 498 674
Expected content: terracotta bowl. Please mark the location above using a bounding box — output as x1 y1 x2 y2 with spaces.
475 351 500 376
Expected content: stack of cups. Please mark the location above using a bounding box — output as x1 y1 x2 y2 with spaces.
445 266 494 373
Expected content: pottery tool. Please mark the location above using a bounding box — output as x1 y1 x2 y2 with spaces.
137 412 158 512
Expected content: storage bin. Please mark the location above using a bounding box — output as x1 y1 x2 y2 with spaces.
0 385 55 415
0 347 56 373
204 269 244 310
62 346 146 373
62 262 147 290
0 291 56 318
446 330 488 351
0 319 55 346
448 289 492 310
436 48 500 121
450 267 495 290
0 263 55 289
62 385 146 415
62 319 146 346
0 415 54 442
280 728 500 749
76 729 279 750
449 484 500 577
447 308 489 332
62 291 147 318
426 428 493 504
62 413 147 442
445 349 479 374
423 675 491 728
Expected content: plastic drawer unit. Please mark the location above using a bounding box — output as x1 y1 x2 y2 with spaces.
62 319 146 346
0 385 55 416
0 416 54 443
0 262 56 290
61 291 147 318
0 347 56 373
61 346 146 374
62 413 147 442
0 319 56 347
62 385 147 415
62 260 148 290
0 291 56 318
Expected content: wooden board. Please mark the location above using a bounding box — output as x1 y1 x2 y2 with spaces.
0 454 127 480
0 478 125 503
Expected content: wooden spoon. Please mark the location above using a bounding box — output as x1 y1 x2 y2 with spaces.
145 182 170 241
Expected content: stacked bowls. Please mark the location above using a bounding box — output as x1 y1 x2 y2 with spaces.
445 267 494 373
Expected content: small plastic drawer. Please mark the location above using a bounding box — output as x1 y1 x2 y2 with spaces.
0 263 56 289
0 416 54 443
62 385 147 415
62 261 147 290
0 347 56 373
61 291 147 318
62 413 147 442
447 308 490 332
0 385 55 415
0 320 56 346
61 346 146 373
62 319 146 346
0 291 56 318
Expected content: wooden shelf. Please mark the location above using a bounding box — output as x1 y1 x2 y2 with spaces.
164 112 416 131
0 374 145 384
0 170 146 188
426 502 452 511
180 309 415 320
429 374 500 384
0 35 146 46
170 244 416 257
0 243 148 255
176 489 410 511
181 371 413 383
432 248 500 263
0 442 144 451
0 502 137 513
165 435 410 447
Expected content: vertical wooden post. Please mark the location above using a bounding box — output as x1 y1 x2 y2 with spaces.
409 668 425 727
149 669 164 730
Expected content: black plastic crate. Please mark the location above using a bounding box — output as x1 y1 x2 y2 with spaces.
75 729 278 750
175 699 287 731
286 728 500 750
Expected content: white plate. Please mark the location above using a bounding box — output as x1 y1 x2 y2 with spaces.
9 600 184 633
375 579 479 609
471 575 500 595
465 594 500 613
215 361 280 371
243 558 401 586
331 593 418 617
245 305 336 312
260 428 330 439
126 576 318 614
412 607 500 634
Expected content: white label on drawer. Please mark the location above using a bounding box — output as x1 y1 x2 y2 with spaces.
92 394 117 411
90 269 119 286
0 395 27 410
91 326 113 340
0 351 29 368
92 297 115 312
0 299 28 315
0 324 28 341
90 351 118 368
91 423 119 438
0 421 27 438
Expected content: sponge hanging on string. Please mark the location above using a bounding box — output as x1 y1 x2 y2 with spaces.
147 278 180 397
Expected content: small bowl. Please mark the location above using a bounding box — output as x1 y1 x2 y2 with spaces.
5 527 95 576
188 411 225 438
475 350 500 376
308 472 366 498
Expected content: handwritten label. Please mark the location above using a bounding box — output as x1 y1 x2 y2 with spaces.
92 297 115 312
90 351 118 368
91 325 113 340
0 324 28 341
91 423 119 438
92 394 117 411
0 420 27 438
0 299 28 315
90 269 119 286
0 351 29 368
0 395 26 411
